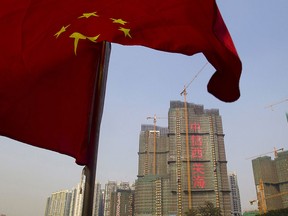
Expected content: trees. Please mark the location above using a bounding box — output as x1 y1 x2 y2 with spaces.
185 201 222 216
256 207 288 216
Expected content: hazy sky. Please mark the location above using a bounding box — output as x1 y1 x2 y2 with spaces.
1 1 288 216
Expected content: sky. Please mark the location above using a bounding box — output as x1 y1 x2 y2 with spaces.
1 1 288 215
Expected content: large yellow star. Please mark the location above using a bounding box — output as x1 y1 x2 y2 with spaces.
78 12 98 19
69 32 101 55
54 24 70 38
110 18 127 25
69 32 87 55
119 27 132 38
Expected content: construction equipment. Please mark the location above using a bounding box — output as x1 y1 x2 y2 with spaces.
265 98 288 111
146 114 166 175
248 147 286 214
250 178 288 214
246 147 284 160
180 62 208 210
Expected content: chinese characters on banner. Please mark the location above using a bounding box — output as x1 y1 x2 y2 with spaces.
191 122 206 189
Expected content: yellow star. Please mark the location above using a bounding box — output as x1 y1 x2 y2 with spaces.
119 27 132 38
69 32 87 55
78 12 98 19
110 18 127 25
54 24 70 38
87 35 100 43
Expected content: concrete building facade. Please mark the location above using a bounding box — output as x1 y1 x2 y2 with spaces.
135 101 232 216
45 190 72 216
228 172 242 216
252 150 288 212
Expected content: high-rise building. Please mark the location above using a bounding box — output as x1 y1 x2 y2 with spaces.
252 150 288 213
137 124 169 177
228 172 242 216
69 176 85 216
104 181 117 216
110 183 135 216
93 182 103 216
45 190 72 216
135 101 232 216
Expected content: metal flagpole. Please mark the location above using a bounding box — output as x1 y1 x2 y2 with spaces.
81 41 111 216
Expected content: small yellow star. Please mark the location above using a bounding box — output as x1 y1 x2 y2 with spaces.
110 18 127 25
78 12 98 19
119 27 132 38
54 24 70 38
87 34 100 43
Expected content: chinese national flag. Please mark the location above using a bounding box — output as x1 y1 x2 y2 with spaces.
0 0 242 165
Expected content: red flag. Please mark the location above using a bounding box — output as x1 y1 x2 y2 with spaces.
0 0 241 164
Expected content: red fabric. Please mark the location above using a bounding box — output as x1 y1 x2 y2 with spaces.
0 0 241 165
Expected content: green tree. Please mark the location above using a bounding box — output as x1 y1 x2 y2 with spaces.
185 208 199 216
185 201 222 216
256 207 288 216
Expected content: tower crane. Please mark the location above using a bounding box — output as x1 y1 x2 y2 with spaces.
146 114 167 175
265 97 288 111
180 62 208 210
248 147 286 214
249 178 288 214
246 147 284 160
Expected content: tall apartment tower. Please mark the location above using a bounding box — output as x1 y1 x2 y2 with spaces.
109 183 135 216
228 172 242 216
252 150 288 213
135 101 232 216
135 124 169 216
69 175 85 216
45 190 72 216
137 124 169 177
168 101 231 215
93 182 103 216
104 181 118 216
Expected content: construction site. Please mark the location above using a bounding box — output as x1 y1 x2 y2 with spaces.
251 148 288 214
134 101 232 216
249 98 288 214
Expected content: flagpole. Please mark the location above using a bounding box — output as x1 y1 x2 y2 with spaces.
82 41 111 216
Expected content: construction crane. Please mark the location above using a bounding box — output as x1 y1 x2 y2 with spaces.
248 148 285 214
146 114 167 175
180 62 208 210
249 178 288 214
246 147 284 160
265 98 288 111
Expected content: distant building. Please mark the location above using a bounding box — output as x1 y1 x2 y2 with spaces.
45 174 98 216
92 182 104 216
228 172 242 215
69 176 85 216
110 185 135 216
104 181 117 216
45 190 72 216
252 150 288 213
135 101 232 216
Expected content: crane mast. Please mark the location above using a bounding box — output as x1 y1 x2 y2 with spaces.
146 114 166 175
248 148 285 213
180 62 208 210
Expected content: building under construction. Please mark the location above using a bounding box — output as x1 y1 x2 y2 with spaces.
135 101 231 216
252 150 288 213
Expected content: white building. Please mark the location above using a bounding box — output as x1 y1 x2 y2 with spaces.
103 181 117 216
45 190 72 216
228 172 242 216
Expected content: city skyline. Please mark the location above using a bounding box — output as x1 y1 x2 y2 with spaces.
1 1 288 216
